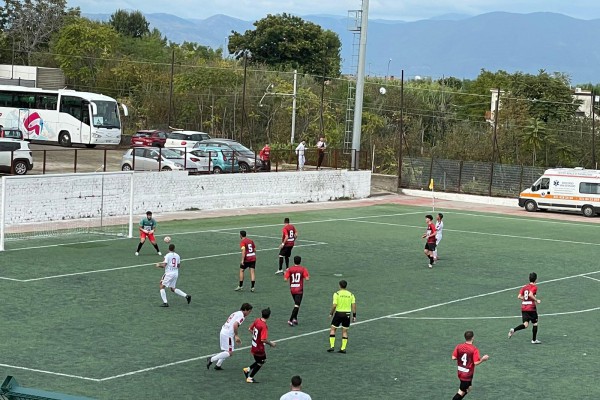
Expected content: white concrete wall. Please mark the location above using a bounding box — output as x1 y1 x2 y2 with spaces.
401 188 519 208
2 170 371 224
0 65 37 81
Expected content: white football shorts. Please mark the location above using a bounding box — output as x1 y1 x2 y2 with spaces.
220 332 235 352
160 272 178 288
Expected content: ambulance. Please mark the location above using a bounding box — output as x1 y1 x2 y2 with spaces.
518 168 600 217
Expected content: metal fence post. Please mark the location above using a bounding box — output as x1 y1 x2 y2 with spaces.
488 161 494 197
457 160 463 192
74 150 78 174
519 164 524 193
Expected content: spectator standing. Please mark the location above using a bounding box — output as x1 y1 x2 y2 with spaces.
259 143 271 171
295 140 306 170
316 136 326 170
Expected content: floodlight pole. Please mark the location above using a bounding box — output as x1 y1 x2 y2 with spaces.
351 0 370 170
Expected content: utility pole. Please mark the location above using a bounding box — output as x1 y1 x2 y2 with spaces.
241 51 248 143
592 89 596 168
167 49 175 128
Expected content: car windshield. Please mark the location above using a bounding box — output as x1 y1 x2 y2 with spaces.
225 142 253 153
160 148 184 159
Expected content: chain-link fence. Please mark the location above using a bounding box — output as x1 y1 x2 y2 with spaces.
401 156 545 198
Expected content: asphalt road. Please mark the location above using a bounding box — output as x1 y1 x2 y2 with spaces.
29 143 126 174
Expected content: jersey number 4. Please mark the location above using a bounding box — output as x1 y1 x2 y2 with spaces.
460 353 468 366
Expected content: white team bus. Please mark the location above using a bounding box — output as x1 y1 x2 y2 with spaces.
518 167 600 217
0 85 128 147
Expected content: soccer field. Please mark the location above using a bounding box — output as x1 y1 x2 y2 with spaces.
1 202 600 399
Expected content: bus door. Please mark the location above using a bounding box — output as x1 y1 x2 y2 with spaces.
17 108 31 140
59 95 86 145
80 102 92 144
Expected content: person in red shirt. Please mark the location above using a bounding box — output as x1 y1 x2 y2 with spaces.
284 255 310 326
508 272 542 343
276 217 298 274
259 143 271 172
451 330 489 400
244 308 276 383
422 214 437 268
235 230 256 292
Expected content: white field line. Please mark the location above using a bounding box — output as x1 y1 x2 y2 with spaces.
4 211 424 252
447 211 600 228
216 231 322 244
17 242 327 283
0 363 100 382
349 219 600 246
388 306 600 320
582 275 600 283
96 268 600 381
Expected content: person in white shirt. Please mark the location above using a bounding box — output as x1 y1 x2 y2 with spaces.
155 244 191 307
207 303 253 370
433 213 444 261
280 375 312 400
295 140 306 170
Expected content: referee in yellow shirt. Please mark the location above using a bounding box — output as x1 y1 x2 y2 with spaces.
327 280 356 353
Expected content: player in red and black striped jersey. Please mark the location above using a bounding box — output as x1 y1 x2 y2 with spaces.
277 217 298 274
235 231 257 292
422 214 437 268
284 255 310 326
451 330 489 400
508 272 542 343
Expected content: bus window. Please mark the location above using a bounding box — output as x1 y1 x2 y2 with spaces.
15 94 35 108
60 96 84 121
36 94 58 110
0 92 12 106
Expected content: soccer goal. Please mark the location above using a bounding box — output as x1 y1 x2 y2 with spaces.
0 171 134 251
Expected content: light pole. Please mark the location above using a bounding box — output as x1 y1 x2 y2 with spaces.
385 58 392 82
258 70 298 144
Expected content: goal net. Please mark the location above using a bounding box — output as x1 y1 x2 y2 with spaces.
0 172 134 251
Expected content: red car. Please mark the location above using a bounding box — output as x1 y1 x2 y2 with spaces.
130 130 168 147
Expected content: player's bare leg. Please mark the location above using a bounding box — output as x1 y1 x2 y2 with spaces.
236 268 245 291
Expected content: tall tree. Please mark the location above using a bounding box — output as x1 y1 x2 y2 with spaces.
228 13 341 78
52 17 118 87
0 0 79 65
109 9 150 38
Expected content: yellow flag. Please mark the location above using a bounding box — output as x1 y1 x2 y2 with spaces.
429 179 434 190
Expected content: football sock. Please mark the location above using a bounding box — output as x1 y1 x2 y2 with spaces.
290 307 299 320
153 243 160 252
239 281 243 287
249 363 262 377
429 256 435 264
452 394 463 400
174 288 187 297
136 242 144 252
329 334 336 348
278 257 284 270
285 256 290 268
341 337 348 350
532 325 538 341
433 250 438 258
514 324 526 332
251 281 255 288
160 289 167 303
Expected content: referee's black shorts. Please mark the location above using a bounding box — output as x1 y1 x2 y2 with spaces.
330 311 351 328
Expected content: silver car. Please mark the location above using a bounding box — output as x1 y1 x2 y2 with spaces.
120 148 197 171
194 139 262 172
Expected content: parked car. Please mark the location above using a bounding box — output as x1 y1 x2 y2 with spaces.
168 148 212 173
0 128 24 140
189 147 240 174
120 148 197 172
0 138 33 175
165 130 212 148
130 130 168 147
194 139 262 172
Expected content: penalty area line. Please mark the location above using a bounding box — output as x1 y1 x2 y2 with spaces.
0 363 99 382
388 306 600 320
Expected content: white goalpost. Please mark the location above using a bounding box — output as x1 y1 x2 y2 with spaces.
0 171 134 251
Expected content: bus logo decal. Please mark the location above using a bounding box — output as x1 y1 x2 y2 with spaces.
23 112 43 136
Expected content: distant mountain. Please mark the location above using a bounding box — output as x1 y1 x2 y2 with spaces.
84 11 600 84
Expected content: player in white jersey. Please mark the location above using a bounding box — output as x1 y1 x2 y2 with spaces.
433 213 444 261
280 376 312 400
155 244 191 307
207 303 253 370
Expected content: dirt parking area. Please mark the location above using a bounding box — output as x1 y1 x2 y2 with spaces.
28 143 125 174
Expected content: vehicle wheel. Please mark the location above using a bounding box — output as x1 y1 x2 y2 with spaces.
121 164 133 171
59 132 72 147
85 144 97 148
213 166 223 174
161 166 172 171
13 160 28 175
524 200 538 212
582 205 596 217
239 162 250 173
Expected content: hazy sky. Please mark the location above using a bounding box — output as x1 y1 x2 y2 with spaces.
68 0 600 21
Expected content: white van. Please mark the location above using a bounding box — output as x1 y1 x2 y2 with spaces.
518 168 600 217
